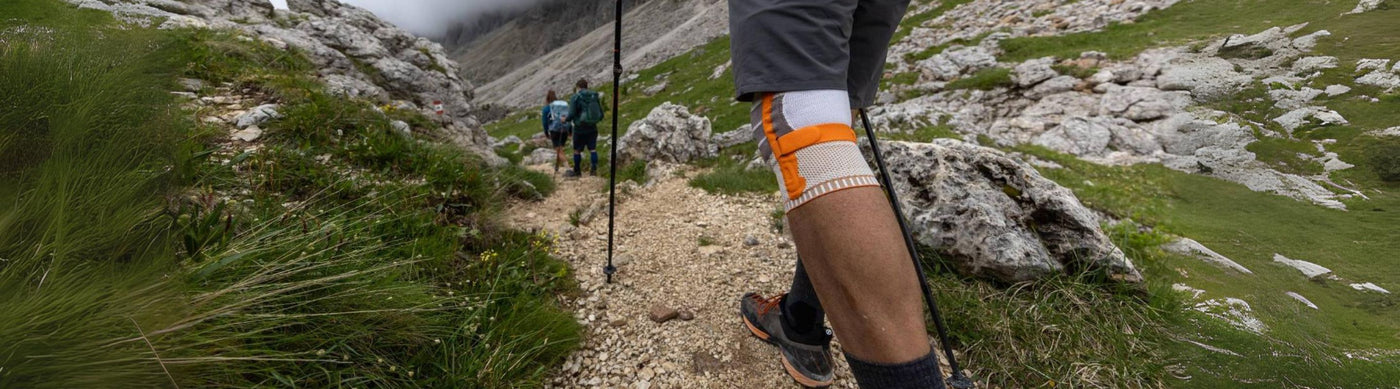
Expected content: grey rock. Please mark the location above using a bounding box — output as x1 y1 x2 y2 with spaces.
1344 0 1384 15
390 120 411 137
918 46 998 81
1356 58 1392 72
1033 117 1114 156
1291 56 1339 73
642 81 668 97
712 125 754 149
1216 27 1289 59
1272 107 1349 131
1013 57 1058 87
743 235 760 247
618 103 717 164
1268 87 1325 110
1325 84 1352 96
1027 75 1080 98
523 148 558 166
492 135 522 150
233 104 281 129
1099 86 1192 121
1157 57 1252 99
177 78 205 92
231 125 263 142
866 139 1142 284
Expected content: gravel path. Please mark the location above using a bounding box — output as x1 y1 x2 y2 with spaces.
505 166 951 388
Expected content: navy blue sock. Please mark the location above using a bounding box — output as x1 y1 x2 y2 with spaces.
573 153 582 173
846 350 947 389
589 151 598 172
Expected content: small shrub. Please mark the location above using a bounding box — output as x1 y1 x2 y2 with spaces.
1368 135 1400 182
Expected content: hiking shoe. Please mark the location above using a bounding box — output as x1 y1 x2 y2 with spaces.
740 292 834 388
563 170 580 178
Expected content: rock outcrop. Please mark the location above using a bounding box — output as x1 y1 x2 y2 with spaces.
618 103 717 164
67 0 498 161
869 139 1143 284
873 23 1364 209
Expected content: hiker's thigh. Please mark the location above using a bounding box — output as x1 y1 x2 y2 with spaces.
729 0 859 102
848 0 911 108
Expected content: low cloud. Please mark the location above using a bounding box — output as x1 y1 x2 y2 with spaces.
338 0 548 37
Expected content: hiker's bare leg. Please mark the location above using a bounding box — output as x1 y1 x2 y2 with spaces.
787 187 929 363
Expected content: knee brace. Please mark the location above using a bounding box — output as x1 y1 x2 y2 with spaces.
753 90 879 212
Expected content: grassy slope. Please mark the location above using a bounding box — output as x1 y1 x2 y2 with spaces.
1 1 578 387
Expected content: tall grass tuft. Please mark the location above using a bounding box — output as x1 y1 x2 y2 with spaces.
0 24 192 389
2 1 579 386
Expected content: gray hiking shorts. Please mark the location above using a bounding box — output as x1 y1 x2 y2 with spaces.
729 0 911 108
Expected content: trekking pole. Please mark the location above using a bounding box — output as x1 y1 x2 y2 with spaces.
858 109 974 389
603 0 624 284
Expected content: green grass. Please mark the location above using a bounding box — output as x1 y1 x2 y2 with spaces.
999 0 1362 62
889 0 975 46
1021 146 1400 387
688 142 780 195
945 67 1014 91
0 1 578 387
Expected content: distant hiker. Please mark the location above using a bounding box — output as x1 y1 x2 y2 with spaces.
543 90 571 173
729 1 943 388
567 79 605 177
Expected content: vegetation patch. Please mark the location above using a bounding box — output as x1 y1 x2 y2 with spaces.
945 67 1014 91
1367 135 1400 182
0 2 578 387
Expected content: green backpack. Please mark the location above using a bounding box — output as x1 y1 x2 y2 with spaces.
576 90 604 125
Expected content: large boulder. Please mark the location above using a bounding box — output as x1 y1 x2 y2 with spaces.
1098 86 1191 122
867 139 1143 284
618 103 717 164
1157 57 1252 99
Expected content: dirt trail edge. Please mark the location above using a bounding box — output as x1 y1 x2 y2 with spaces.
505 165 952 388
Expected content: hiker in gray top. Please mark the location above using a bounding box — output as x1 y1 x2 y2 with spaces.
729 1 949 388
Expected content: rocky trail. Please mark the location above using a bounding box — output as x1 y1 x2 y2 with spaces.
504 166 953 388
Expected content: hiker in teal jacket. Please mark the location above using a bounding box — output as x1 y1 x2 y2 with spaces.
542 90 571 173
566 79 605 177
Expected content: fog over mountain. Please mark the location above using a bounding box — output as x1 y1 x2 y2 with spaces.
331 0 549 38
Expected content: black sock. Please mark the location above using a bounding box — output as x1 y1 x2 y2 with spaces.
572 153 582 173
846 350 947 389
781 259 828 345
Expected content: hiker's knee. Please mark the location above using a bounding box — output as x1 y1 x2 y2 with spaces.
752 91 878 211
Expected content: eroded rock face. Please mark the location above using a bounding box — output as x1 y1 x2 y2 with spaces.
618 103 717 164
868 139 1143 284
1156 57 1252 99
67 0 498 162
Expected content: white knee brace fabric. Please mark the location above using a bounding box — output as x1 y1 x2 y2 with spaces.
751 90 878 212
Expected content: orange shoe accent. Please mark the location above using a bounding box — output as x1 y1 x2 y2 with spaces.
783 355 834 388
742 314 771 340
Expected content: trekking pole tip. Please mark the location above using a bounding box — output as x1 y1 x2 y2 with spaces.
603 264 617 284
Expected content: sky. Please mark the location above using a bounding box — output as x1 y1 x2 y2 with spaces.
267 0 544 37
